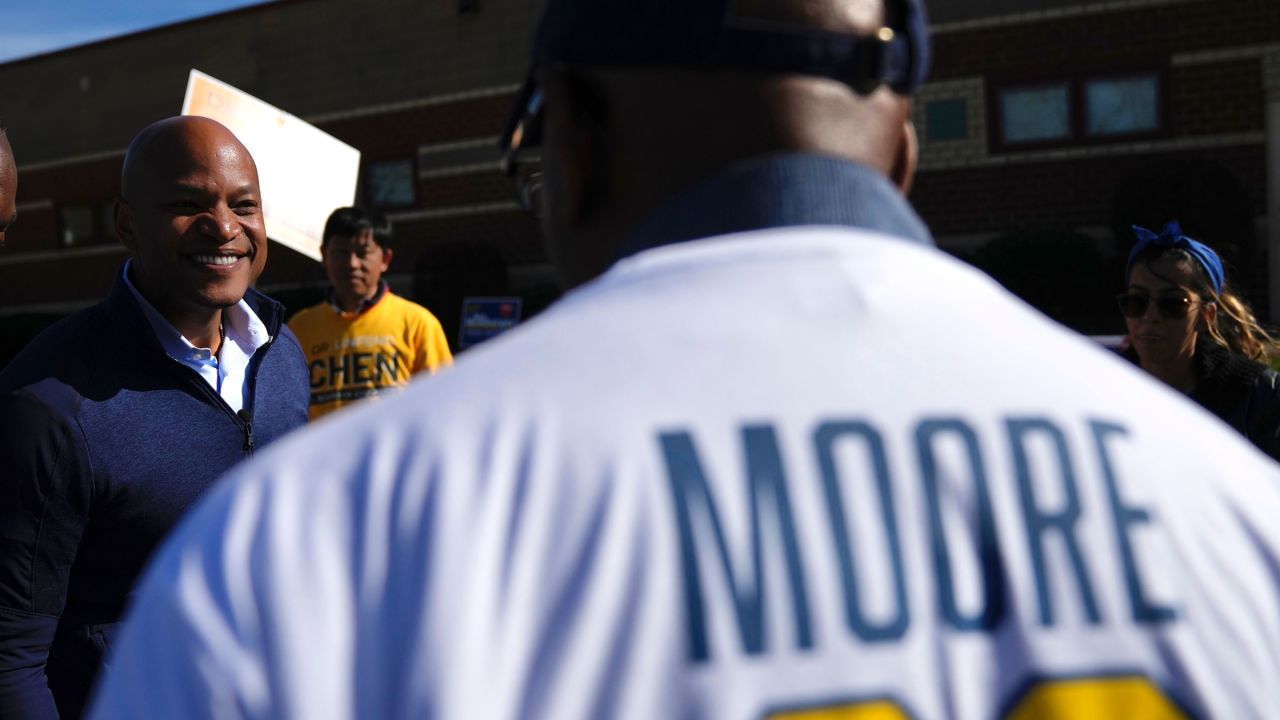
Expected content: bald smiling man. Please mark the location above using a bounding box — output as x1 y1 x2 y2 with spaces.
0 116 309 719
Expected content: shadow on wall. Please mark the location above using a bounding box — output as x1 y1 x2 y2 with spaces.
959 155 1263 337
274 287 328 323
957 227 1123 336
413 241 511 352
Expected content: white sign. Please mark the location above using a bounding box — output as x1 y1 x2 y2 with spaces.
182 69 359 261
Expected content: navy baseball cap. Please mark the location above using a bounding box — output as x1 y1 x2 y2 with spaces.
501 0 931 179
534 0 929 96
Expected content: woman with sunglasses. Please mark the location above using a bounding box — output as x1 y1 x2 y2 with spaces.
1118 220 1280 459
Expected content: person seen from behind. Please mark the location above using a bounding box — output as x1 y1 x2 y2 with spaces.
1119 220 1280 460
90 1 1280 718
287 207 452 420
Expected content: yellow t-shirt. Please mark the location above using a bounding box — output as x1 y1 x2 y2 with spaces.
288 292 452 420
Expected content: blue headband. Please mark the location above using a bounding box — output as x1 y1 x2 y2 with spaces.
1127 221 1224 295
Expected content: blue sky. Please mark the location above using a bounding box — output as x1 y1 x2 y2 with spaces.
0 0 274 64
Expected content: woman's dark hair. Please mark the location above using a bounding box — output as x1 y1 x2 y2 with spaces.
1132 245 1276 362
322 207 393 250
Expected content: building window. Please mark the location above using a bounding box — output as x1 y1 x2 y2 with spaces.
993 72 1162 150
925 98 969 141
999 84 1070 144
366 159 416 208
60 202 113 247
1085 74 1159 136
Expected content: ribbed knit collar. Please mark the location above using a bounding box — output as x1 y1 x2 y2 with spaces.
618 152 933 261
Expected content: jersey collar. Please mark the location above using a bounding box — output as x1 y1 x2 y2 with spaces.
619 152 932 262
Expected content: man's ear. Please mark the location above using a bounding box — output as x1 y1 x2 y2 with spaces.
380 246 394 272
889 118 918 196
115 197 137 253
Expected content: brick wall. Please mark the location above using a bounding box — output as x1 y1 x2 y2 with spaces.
933 0 1280 81
3 0 1278 316
1170 59 1266 136
913 0 1275 248
0 250 122 306
417 172 510 208
2 155 123 253
398 211 542 268
913 145 1266 237
318 92 515 162
0 0 537 165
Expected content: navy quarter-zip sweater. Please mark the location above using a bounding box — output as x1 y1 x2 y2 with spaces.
0 269 310 719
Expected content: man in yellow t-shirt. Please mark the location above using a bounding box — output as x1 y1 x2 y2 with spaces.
289 207 452 420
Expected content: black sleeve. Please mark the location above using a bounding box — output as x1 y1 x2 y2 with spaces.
1246 371 1280 464
0 392 93 720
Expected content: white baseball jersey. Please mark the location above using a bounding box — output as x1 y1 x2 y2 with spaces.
91 227 1280 719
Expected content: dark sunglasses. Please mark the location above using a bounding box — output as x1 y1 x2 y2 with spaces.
498 84 545 217
1116 293 1201 319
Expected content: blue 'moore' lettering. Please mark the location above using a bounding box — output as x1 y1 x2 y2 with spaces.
916 418 1005 631
813 420 910 642
661 426 812 663
1008 417 1101 627
1091 420 1177 624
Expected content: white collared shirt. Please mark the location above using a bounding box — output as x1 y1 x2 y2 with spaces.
122 260 270 413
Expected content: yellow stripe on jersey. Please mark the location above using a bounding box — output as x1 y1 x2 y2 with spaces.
1005 676 1186 720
